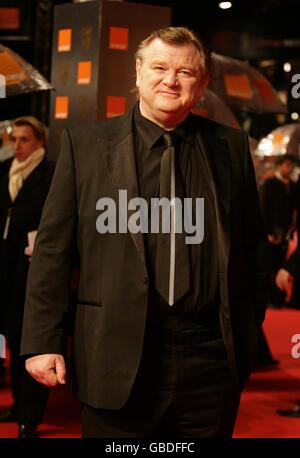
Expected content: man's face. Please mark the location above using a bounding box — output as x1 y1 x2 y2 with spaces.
136 38 204 129
279 159 294 179
11 125 43 162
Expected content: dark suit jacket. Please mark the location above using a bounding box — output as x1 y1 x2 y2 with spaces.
21 109 268 409
0 158 54 335
284 177 300 277
259 176 295 241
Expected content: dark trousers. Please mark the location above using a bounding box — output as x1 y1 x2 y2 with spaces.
8 334 49 426
255 329 275 366
268 243 287 306
82 315 239 438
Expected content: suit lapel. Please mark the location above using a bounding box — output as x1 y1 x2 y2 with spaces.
100 114 146 266
196 126 231 273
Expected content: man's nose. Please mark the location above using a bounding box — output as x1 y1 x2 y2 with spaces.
163 71 178 86
13 139 21 150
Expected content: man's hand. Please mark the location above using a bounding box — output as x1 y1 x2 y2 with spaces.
275 268 293 302
25 354 66 387
24 246 33 257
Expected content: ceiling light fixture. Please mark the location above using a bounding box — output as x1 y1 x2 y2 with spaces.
284 62 292 72
218 2 232 9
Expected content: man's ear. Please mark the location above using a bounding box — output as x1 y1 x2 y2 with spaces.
136 59 142 87
194 78 208 105
194 85 204 105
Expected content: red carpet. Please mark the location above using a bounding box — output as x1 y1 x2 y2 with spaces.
0 308 299 438
234 308 300 438
0 380 81 438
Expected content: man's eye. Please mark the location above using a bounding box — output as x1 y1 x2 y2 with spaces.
179 70 192 77
153 66 165 71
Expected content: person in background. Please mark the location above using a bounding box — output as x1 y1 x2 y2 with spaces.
0 125 14 388
0 116 53 437
0 124 14 182
21 27 267 438
275 177 300 418
259 154 297 308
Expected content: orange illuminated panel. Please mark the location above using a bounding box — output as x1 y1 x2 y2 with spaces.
55 96 69 119
77 61 92 85
0 8 20 30
0 51 27 85
109 27 129 51
106 96 126 118
273 133 284 144
224 74 253 99
231 120 240 129
253 78 276 105
58 29 72 52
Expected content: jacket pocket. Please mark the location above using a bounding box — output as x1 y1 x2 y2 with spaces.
77 299 103 308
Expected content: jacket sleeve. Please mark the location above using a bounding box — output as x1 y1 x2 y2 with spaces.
21 129 77 356
259 179 275 235
284 178 300 277
242 131 269 326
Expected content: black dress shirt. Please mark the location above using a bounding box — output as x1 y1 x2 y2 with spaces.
133 105 219 319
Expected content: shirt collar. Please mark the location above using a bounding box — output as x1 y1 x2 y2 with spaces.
134 104 165 148
134 103 196 148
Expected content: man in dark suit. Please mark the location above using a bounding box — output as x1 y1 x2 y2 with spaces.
275 177 300 418
0 116 53 437
275 249 300 418
259 154 296 308
21 27 267 438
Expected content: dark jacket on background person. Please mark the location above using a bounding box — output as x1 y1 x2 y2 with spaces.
259 175 296 242
0 158 54 335
283 177 300 277
0 158 12 182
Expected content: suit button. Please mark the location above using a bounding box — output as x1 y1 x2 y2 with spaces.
143 277 148 284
